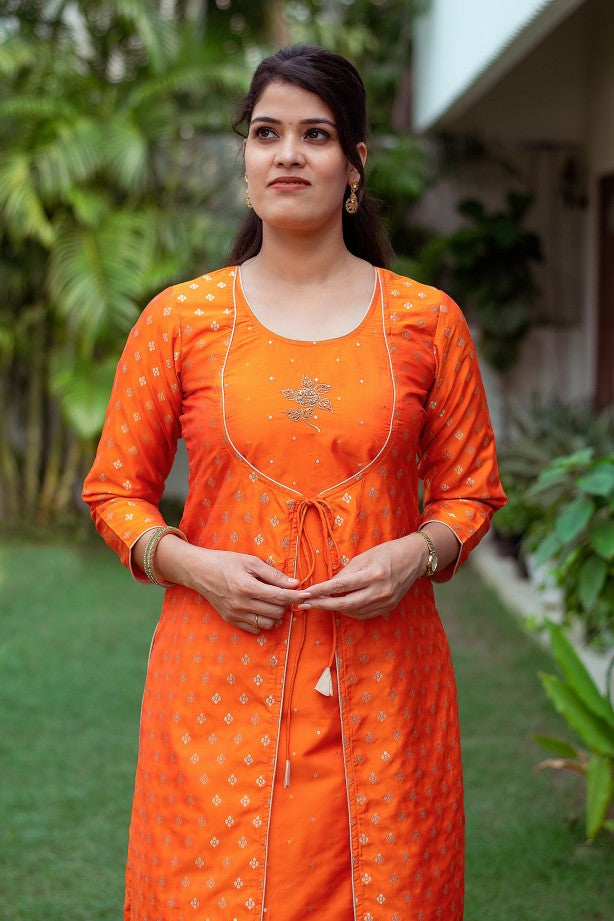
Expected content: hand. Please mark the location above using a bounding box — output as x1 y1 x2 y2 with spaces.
178 547 301 634
296 534 428 622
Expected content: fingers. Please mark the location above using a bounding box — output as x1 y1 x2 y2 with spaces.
246 557 301 607
251 558 300 589
238 611 279 634
296 548 407 621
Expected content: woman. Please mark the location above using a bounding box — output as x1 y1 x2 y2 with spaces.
83 45 506 921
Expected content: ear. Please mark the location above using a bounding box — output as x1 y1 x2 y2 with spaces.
348 142 367 183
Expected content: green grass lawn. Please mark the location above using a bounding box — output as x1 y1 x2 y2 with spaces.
1 539 612 920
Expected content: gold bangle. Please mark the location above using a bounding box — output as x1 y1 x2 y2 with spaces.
415 530 438 578
142 525 187 586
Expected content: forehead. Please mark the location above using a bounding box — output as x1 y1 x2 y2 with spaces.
251 80 335 123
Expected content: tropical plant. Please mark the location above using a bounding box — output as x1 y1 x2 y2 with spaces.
491 478 541 561
501 397 614 483
413 193 542 373
534 622 614 842
1 0 429 529
447 193 542 372
0 1 249 527
491 399 614 560
526 450 614 646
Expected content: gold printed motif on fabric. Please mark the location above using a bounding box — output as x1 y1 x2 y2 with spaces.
281 374 333 433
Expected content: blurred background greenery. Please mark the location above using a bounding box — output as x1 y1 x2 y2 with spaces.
1 3 613 914
0 0 427 529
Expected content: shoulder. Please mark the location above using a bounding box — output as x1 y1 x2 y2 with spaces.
377 268 468 342
168 265 237 313
138 265 237 330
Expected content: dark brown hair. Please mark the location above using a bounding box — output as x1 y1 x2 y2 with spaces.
228 44 390 268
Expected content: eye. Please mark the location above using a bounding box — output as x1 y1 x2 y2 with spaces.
305 127 331 142
252 125 277 140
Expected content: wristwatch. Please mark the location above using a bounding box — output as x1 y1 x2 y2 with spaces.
417 530 438 578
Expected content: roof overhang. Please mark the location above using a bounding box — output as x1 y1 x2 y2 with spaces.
413 0 586 132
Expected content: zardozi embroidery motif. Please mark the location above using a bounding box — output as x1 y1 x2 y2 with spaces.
281 374 333 433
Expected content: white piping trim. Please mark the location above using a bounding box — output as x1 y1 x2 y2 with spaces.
224 269 396 502
316 269 396 498
260 557 298 919
336 650 358 921
222 273 302 497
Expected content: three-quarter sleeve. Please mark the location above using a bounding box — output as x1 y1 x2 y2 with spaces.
82 288 183 579
417 292 506 581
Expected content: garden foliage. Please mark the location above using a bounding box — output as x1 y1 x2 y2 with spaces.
535 622 614 841
527 449 614 646
0 0 425 530
0 1 249 526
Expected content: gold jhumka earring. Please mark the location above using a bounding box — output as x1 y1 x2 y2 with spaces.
345 179 359 214
244 174 252 209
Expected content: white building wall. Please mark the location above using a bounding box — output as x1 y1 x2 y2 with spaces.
413 0 585 132
412 0 614 423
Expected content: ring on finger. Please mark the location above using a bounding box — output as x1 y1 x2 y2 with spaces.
253 613 260 630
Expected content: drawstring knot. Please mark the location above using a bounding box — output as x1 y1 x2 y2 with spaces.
290 497 341 587
283 497 342 787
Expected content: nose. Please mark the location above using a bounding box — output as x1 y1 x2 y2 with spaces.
274 133 305 168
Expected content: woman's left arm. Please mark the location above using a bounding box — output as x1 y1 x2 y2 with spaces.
297 522 459 620
298 292 506 619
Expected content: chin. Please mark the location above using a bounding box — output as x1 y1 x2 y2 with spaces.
260 207 340 235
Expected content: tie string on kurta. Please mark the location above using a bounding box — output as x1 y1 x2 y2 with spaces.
283 497 342 786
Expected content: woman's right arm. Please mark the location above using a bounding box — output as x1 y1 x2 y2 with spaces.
83 288 299 630
133 533 299 633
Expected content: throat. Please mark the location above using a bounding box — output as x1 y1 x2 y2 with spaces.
238 267 378 342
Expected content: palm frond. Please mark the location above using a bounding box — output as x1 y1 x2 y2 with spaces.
0 154 55 246
101 116 149 192
49 212 155 342
125 60 248 110
32 118 106 200
64 187 110 228
0 95 77 123
113 0 178 74
0 34 38 77
50 350 119 439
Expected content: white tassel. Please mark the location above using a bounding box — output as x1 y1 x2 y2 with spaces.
284 759 291 788
315 666 334 697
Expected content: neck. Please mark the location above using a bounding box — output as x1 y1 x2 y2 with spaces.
249 222 355 284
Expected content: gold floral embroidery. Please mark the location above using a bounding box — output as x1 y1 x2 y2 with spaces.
281 374 333 433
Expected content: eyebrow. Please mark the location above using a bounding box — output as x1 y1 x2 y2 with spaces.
250 116 337 129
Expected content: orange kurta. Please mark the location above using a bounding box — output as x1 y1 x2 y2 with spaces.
83 266 506 921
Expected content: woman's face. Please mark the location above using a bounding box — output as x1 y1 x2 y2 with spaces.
244 80 366 235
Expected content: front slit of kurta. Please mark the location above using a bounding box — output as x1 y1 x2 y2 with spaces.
263 608 354 919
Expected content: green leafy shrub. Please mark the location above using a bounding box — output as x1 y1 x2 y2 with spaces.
535 622 614 841
492 479 541 541
526 450 614 646
501 397 614 484
413 193 542 373
493 399 614 564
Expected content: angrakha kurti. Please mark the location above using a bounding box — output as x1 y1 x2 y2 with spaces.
82 265 506 921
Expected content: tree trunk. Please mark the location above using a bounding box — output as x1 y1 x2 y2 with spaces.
38 409 65 524
23 314 46 521
0 375 20 523
54 433 83 518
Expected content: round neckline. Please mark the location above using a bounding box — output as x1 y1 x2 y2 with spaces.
235 265 380 346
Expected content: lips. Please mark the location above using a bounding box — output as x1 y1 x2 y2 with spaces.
268 176 310 188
